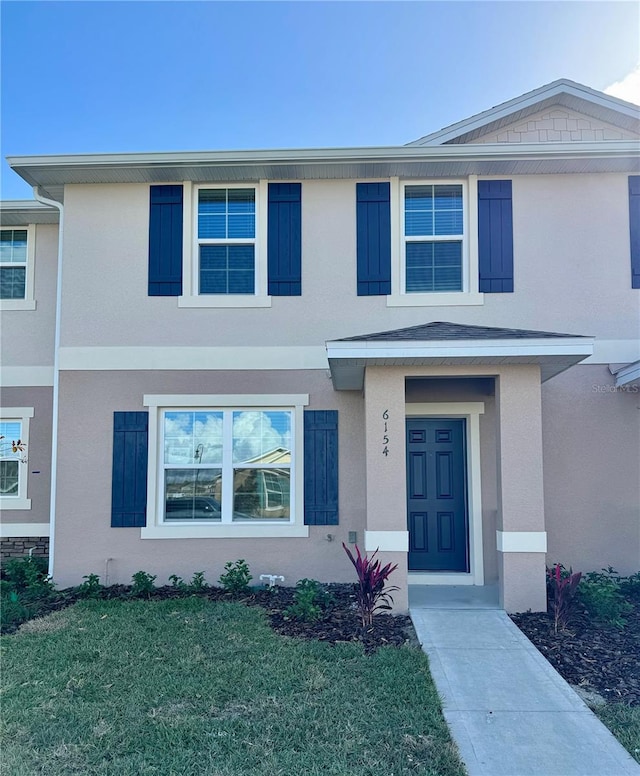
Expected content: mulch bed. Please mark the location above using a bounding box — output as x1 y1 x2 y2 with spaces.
511 599 640 706
5 583 416 653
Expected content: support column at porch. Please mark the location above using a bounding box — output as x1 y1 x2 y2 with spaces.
496 366 547 613
363 367 409 612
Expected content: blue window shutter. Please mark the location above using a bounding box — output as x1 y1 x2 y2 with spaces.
629 176 640 289
111 412 148 527
304 410 338 525
357 182 391 295
268 183 302 295
478 180 514 293
149 185 183 296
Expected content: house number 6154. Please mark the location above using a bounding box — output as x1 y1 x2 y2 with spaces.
382 409 389 456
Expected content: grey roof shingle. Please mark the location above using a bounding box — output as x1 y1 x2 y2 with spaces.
337 322 589 342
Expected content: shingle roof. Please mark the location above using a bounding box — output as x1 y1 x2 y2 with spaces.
338 322 589 342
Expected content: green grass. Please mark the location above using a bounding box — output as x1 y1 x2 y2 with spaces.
1 598 465 776
595 704 640 764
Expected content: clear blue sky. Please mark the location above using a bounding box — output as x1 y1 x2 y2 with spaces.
1 1 638 199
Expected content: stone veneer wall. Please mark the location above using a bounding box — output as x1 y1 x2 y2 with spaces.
0 537 49 561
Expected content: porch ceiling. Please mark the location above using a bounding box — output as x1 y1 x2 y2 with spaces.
326 322 594 390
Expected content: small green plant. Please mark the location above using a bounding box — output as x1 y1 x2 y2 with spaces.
547 563 582 633
219 559 252 594
168 574 187 590
285 578 335 622
130 570 157 599
77 573 102 598
1 556 51 593
189 571 209 591
578 568 633 628
343 544 399 628
619 571 640 603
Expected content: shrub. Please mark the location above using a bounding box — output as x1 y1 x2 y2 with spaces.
0 558 56 631
130 570 157 598
188 571 209 591
618 571 640 603
219 560 252 594
285 578 335 622
342 544 398 628
1 556 51 593
547 563 582 633
168 574 187 590
76 573 102 598
578 568 633 628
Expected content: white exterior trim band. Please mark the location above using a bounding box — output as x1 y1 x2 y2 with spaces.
144 393 309 408
0 523 50 537
0 367 54 387
58 346 328 371
497 531 548 553
364 530 409 552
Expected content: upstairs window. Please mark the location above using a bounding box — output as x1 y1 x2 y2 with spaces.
403 184 464 293
0 229 28 299
197 187 257 295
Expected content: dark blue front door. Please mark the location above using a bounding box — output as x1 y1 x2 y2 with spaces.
406 418 469 572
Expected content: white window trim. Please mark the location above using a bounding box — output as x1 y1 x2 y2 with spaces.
178 181 271 308
0 225 37 311
405 402 485 586
388 176 483 307
0 406 34 510
142 394 309 539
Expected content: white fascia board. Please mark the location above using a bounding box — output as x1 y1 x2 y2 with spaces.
614 360 640 386
7 141 639 170
326 337 594 361
144 393 309 408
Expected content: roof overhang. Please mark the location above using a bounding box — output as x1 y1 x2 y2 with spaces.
8 141 639 203
0 200 59 225
326 336 595 390
612 360 640 387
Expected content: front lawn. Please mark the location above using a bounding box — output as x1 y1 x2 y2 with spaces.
1 598 465 776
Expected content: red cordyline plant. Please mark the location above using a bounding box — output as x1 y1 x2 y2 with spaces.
343 543 399 628
547 563 582 633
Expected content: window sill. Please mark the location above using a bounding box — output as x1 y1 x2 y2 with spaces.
177 295 272 309
141 523 309 539
0 498 32 511
386 292 484 307
0 300 36 311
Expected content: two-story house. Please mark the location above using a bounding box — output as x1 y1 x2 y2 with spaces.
2 79 639 612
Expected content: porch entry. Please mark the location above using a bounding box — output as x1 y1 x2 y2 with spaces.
406 418 469 572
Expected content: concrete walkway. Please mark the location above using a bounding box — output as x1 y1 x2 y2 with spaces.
409 586 640 776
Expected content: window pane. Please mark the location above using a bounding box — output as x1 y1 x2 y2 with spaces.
0 230 27 263
405 185 463 237
0 460 19 496
406 241 462 292
232 411 292 464
0 267 26 299
0 422 22 459
200 245 255 294
198 189 255 239
233 468 290 520
164 469 222 521
164 411 223 464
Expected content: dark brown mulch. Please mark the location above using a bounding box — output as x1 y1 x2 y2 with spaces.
6 583 415 652
511 599 640 706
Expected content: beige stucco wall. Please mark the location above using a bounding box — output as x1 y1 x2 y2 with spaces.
1 224 58 368
469 106 639 143
59 174 637 350
52 369 367 588
0 386 53 526
542 364 640 574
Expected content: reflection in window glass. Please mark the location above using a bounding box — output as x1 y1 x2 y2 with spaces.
232 411 291 464
233 468 290 520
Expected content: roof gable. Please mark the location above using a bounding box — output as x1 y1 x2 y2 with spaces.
337 321 588 342
408 79 640 146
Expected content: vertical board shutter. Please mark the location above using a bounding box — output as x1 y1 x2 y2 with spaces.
304 410 338 525
478 180 514 293
111 412 148 527
268 183 302 295
148 185 183 296
356 182 391 295
629 176 640 289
